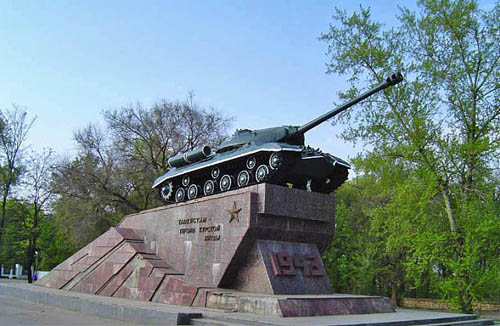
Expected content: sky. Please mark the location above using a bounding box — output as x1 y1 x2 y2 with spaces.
0 0 492 163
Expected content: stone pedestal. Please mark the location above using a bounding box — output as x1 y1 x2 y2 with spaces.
118 183 335 293
36 184 395 316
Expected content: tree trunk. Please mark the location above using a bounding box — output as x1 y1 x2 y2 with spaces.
26 249 33 284
424 261 431 298
439 183 456 233
0 184 10 244
391 284 398 307
26 236 35 284
460 289 473 314
26 262 33 283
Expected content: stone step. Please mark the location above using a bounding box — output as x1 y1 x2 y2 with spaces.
351 315 484 326
205 291 395 317
190 314 496 326
421 319 495 326
190 317 256 326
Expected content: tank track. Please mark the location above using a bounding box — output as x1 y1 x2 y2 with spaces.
158 151 297 204
158 151 349 205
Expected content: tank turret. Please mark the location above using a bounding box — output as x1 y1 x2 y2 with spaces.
153 72 403 204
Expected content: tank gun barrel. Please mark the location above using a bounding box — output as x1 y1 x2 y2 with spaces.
296 72 403 135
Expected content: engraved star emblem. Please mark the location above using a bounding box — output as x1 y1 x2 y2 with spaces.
227 201 242 223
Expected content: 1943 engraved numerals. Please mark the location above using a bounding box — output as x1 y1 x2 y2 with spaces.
268 251 324 277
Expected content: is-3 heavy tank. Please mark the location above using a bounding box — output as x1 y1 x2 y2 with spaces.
153 72 403 204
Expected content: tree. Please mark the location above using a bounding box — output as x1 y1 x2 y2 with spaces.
324 154 429 305
0 200 31 273
51 95 232 249
0 106 35 246
37 213 76 271
0 149 55 283
22 149 55 282
321 0 499 312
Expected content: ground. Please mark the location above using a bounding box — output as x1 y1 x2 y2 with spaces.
0 294 142 326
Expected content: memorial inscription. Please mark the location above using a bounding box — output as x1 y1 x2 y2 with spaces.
199 225 221 233
179 228 195 234
178 217 208 225
177 217 222 241
269 251 324 277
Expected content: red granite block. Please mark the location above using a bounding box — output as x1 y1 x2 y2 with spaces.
92 246 114 257
113 286 132 298
141 254 160 260
138 268 153 289
153 276 198 306
69 243 136 294
148 259 170 268
161 291 197 306
165 277 197 295
129 242 152 254
108 250 136 263
277 297 395 317
109 255 168 301
83 256 100 265
37 228 126 290
36 269 80 289
139 265 153 277
154 267 182 275
115 228 143 240
192 288 210 307
100 261 136 296
151 268 166 278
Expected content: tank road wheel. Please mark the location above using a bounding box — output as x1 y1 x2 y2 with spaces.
255 165 270 183
219 174 233 192
269 152 282 170
160 182 173 202
237 170 251 187
211 167 221 179
182 176 190 187
246 156 257 170
203 180 215 196
187 184 199 200
175 188 186 203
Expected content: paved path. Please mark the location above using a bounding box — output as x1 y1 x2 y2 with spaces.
0 279 495 326
0 294 142 326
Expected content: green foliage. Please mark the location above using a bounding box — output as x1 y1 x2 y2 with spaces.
324 154 500 308
0 106 34 251
0 198 53 279
37 214 76 270
0 200 31 267
321 0 500 312
323 198 361 293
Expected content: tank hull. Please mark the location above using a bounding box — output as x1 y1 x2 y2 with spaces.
153 143 350 204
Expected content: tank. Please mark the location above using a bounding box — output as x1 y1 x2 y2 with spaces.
153 72 403 204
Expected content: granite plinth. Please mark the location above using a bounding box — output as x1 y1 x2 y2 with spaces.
232 240 331 295
205 291 395 317
117 183 335 292
36 184 395 316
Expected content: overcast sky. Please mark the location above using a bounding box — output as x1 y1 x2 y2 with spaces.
1 0 493 163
